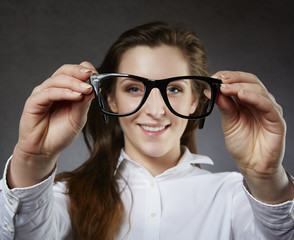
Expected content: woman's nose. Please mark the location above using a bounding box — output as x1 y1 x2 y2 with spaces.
142 88 166 118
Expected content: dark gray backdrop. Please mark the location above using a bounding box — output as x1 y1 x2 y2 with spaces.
1 0 293 176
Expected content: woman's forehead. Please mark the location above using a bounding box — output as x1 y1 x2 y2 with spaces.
118 45 190 79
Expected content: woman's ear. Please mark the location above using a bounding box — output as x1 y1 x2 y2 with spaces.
189 97 198 114
107 95 118 113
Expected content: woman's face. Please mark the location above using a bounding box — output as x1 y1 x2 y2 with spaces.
112 45 195 165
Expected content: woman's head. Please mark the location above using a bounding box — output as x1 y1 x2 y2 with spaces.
86 22 209 155
114 45 196 164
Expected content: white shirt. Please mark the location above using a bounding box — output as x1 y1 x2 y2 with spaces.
1 148 294 240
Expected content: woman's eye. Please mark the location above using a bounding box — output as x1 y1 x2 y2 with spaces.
168 87 182 93
125 84 145 95
127 86 140 93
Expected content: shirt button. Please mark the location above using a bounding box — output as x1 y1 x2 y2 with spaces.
150 182 155 187
151 213 156 218
4 225 13 233
7 198 13 206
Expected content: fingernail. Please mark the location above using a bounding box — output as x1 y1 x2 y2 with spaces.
72 91 82 96
221 84 227 88
81 82 92 89
239 89 245 95
80 68 92 73
91 69 98 75
219 74 227 79
211 74 229 80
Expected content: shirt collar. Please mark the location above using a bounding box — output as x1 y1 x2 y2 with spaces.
177 146 214 166
116 146 213 171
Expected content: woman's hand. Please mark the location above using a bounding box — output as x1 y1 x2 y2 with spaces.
214 71 293 203
8 62 97 187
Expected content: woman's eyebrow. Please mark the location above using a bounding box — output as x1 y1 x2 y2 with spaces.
119 77 139 83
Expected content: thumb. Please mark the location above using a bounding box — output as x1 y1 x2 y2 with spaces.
71 92 94 131
70 61 96 130
215 92 239 130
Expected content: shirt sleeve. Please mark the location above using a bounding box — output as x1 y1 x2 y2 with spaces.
241 175 294 240
0 157 72 240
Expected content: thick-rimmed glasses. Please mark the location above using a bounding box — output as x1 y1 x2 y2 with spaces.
89 73 221 128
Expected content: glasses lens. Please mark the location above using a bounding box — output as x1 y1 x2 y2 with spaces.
98 76 145 115
166 78 212 118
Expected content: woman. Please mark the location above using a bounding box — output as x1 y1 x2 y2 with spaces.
0 22 293 239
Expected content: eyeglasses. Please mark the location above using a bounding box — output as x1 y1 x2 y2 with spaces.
89 73 221 129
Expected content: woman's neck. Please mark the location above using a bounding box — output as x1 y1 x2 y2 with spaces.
124 145 184 177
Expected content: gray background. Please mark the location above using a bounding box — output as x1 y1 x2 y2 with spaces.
1 0 293 176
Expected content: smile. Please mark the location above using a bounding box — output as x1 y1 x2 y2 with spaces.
140 125 168 132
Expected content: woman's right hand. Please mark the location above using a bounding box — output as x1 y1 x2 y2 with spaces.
8 62 97 188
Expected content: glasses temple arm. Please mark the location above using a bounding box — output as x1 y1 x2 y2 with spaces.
198 118 205 129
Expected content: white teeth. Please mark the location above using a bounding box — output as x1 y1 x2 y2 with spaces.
141 125 166 132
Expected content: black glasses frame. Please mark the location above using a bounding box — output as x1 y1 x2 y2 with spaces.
89 73 221 128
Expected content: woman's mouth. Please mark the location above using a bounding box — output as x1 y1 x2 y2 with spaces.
140 124 170 134
141 125 166 132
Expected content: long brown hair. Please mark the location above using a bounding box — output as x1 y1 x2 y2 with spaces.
55 22 209 239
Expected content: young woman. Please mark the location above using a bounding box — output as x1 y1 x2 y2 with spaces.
1 22 293 240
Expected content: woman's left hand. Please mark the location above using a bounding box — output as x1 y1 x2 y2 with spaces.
213 71 293 203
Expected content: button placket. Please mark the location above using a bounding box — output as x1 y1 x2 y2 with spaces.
144 180 161 240
5 192 19 213
2 209 15 238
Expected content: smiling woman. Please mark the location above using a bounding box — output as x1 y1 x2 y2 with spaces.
0 22 293 240
116 45 194 172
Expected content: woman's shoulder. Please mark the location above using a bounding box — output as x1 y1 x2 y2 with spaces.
197 170 243 184
183 167 245 193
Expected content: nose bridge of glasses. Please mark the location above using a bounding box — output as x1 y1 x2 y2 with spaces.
143 79 167 108
147 87 165 105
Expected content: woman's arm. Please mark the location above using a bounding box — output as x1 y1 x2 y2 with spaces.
7 62 96 188
1 159 72 240
1 62 97 239
214 71 294 204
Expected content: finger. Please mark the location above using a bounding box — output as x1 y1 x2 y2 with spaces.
235 88 284 123
217 84 282 120
215 91 239 124
268 92 283 116
26 87 85 114
70 92 94 129
212 71 265 88
51 63 97 80
213 70 283 117
33 74 93 95
219 81 283 118
79 61 98 74
220 82 268 99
